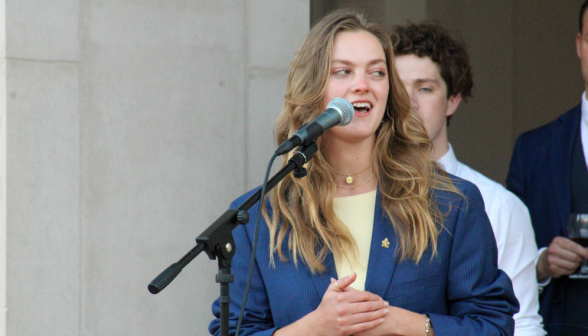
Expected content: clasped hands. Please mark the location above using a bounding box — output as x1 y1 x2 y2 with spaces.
310 272 389 336
275 273 429 336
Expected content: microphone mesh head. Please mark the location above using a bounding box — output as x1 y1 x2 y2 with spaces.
327 98 353 126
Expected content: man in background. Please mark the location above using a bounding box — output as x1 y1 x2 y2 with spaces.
506 1 588 334
393 22 545 335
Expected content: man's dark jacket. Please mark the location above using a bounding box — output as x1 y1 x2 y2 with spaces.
507 104 583 336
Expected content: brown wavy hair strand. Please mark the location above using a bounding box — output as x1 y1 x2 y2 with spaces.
264 9 460 274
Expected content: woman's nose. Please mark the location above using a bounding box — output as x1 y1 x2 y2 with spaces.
352 75 369 93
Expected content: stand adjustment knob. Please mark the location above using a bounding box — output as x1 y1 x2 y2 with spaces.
293 167 307 178
237 210 250 224
216 273 234 283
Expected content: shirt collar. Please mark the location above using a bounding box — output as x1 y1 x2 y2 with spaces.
436 143 458 175
582 91 588 126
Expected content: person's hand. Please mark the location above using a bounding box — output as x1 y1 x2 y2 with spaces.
334 278 434 336
313 273 389 336
274 273 389 336
537 236 588 280
353 306 435 336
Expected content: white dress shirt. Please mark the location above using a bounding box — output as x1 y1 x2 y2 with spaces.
438 144 545 336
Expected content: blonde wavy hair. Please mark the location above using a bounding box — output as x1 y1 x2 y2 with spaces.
264 9 460 273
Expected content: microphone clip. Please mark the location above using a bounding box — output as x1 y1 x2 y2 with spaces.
290 141 317 179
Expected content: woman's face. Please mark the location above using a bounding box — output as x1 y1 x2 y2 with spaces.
323 30 389 144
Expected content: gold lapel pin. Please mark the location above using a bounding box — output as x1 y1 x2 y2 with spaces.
381 238 390 248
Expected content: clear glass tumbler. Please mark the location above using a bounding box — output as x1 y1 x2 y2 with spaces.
568 213 588 279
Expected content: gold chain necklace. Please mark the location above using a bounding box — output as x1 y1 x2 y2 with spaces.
335 166 371 184
336 174 375 189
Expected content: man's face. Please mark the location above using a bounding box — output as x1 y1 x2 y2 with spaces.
395 54 461 159
578 11 588 91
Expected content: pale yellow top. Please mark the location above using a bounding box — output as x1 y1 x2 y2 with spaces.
332 190 377 291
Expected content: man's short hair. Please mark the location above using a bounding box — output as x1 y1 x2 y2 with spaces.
580 0 588 32
392 22 473 101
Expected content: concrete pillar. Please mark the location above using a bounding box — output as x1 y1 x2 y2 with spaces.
245 0 309 189
3 0 309 335
6 0 80 335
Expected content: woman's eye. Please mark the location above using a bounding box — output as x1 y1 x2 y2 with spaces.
371 70 386 77
333 69 350 76
420 87 432 93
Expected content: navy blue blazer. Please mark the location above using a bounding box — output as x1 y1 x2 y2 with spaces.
210 176 518 336
506 104 582 335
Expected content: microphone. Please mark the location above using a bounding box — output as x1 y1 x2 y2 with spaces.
275 98 354 156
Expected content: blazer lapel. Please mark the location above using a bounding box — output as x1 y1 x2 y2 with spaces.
549 105 581 236
311 249 338 298
365 191 398 297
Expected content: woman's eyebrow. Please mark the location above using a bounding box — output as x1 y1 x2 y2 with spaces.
331 59 352 65
367 59 386 66
331 59 386 66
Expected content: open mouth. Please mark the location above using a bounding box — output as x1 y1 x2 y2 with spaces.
352 102 372 113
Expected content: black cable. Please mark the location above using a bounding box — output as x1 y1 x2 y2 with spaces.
235 153 278 336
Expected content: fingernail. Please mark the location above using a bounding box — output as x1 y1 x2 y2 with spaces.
384 301 389 306
379 318 385 323
384 308 389 314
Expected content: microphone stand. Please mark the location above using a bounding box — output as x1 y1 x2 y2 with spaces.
148 141 318 336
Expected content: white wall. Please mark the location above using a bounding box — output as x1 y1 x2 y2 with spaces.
7 0 80 335
245 0 309 189
0 0 6 333
3 0 308 335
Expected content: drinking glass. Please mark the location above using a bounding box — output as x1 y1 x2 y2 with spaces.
568 213 588 279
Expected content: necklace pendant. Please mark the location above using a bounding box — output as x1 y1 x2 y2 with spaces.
346 175 353 184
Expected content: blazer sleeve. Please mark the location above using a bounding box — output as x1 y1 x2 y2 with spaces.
506 135 527 204
428 183 519 336
209 201 278 336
